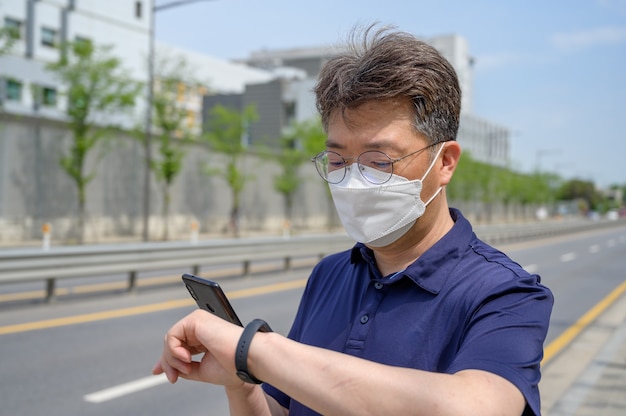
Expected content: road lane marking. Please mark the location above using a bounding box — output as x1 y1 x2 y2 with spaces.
549 311 626 413
4 269 625 400
0 299 194 335
588 244 600 254
542 278 626 365
0 279 308 335
84 374 168 403
560 252 576 262
88 277 626 402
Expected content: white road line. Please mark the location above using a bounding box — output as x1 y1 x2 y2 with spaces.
589 244 600 254
606 239 615 248
84 374 168 403
560 252 576 262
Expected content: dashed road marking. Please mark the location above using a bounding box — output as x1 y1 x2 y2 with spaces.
84 374 168 403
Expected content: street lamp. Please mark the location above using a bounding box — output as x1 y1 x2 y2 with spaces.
142 0 215 241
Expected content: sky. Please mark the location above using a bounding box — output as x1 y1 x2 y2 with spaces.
155 0 626 188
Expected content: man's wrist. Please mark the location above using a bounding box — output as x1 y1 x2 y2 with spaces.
235 319 273 384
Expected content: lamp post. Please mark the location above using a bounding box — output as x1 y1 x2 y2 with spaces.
142 0 215 241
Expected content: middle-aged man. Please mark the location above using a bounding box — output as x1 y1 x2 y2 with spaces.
154 25 554 416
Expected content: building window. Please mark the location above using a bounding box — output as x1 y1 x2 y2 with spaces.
42 87 57 107
5 79 23 101
4 17 23 40
135 1 142 18
284 101 296 126
41 27 58 48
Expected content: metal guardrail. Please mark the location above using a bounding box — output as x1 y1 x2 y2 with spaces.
474 217 625 245
0 217 624 302
0 234 353 301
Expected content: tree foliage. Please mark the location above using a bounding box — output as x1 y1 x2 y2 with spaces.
149 54 205 240
446 149 626 218
0 24 17 56
447 150 564 219
269 118 325 232
203 104 258 237
47 41 142 242
0 24 17 111
556 178 602 213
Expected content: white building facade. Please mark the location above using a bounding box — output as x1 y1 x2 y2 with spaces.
0 0 277 131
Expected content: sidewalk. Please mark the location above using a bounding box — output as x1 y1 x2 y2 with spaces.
540 285 626 415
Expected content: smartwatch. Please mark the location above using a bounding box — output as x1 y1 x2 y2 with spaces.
235 319 273 384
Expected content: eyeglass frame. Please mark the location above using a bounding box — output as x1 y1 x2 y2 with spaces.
311 141 446 185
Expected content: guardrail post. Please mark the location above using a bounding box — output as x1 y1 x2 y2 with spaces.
128 271 137 292
284 256 291 270
45 278 55 302
243 260 250 275
192 265 200 276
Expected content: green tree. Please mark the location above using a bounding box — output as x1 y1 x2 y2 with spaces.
271 118 326 234
448 150 566 220
149 55 205 240
0 24 17 111
47 41 142 242
447 150 485 205
557 178 603 213
203 104 258 237
0 24 17 56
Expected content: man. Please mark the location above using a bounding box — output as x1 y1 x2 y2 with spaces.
153 25 553 416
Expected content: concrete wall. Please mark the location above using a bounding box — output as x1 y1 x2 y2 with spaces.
0 115 546 245
0 115 334 244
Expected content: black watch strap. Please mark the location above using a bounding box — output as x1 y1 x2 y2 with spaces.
235 319 272 384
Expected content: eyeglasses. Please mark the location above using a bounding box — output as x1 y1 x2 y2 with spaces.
311 142 441 185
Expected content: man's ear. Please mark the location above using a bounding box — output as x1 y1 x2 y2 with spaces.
439 141 461 186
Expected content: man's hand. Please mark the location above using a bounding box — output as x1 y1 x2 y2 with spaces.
152 309 244 387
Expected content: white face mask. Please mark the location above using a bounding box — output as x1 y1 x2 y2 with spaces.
329 143 444 247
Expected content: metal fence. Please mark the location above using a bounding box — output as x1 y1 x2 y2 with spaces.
1 217 623 302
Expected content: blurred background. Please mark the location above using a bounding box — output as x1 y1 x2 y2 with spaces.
1 0 625 245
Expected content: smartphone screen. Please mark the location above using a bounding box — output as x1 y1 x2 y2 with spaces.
182 274 243 326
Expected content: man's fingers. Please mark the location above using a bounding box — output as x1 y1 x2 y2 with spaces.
152 361 164 375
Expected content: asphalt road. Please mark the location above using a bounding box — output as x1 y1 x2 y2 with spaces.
0 224 625 415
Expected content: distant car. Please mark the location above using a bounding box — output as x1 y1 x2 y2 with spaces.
606 210 619 221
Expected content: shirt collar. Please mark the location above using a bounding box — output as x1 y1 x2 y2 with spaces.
350 208 474 294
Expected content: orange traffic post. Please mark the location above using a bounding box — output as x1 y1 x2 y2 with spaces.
42 222 51 251
190 220 199 244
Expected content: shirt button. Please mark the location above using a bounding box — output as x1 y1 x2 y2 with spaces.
360 315 369 324
374 282 383 290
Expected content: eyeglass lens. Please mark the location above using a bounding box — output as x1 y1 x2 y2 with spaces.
315 151 395 184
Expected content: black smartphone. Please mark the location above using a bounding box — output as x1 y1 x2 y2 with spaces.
182 274 242 326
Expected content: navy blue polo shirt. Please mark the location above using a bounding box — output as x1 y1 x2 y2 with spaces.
263 208 553 416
